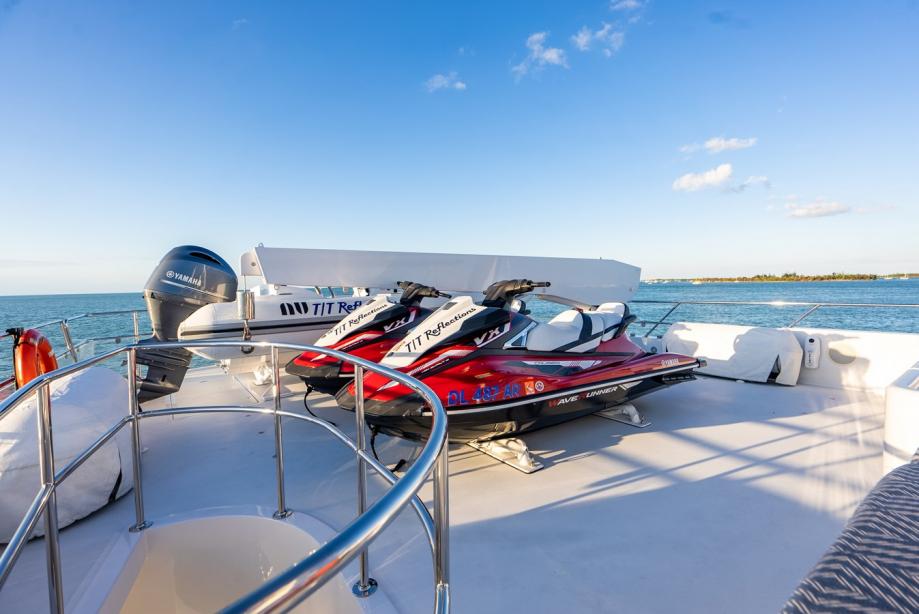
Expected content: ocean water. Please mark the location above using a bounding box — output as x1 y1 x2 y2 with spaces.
627 278 919 335
1 293 149 382
1 280 917 381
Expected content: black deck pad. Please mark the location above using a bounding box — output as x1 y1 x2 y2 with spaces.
783 449 919 613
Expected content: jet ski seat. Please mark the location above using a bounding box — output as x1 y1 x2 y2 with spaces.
526 302 630 353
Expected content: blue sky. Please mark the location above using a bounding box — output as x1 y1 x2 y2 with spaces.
1 1 917 294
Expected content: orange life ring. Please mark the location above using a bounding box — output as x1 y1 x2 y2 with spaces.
13 329 58 388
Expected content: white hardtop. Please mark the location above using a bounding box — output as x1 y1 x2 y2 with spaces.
239 246 641 306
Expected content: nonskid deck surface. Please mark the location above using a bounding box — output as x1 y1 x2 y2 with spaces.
0 368 884 613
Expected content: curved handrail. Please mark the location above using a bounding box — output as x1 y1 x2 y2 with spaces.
133 405 439 554
0 340 450 614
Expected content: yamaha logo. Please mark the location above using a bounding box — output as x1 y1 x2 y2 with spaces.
164 270 202 287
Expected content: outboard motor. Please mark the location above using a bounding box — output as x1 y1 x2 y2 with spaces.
137 246 237 403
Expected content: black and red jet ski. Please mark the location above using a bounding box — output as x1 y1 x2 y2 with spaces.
285 281 451 394
336 279 703 443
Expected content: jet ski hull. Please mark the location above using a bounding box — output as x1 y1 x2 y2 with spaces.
337 360 700 443
286 301 434 395
333 282 703 444
286 361 351 395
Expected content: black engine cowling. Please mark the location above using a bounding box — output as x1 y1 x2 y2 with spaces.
137 246 237 403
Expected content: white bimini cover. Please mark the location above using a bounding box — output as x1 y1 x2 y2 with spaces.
0 367 134 543
240 246 641 306
663 322 804 385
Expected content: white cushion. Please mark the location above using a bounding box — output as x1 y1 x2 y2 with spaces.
593 303 626 340
526 310 604 353
596 302 626 317
526 304 629 353
527 310 586 352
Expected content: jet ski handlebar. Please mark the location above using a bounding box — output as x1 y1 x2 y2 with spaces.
482 279 551 307
396 281 452 304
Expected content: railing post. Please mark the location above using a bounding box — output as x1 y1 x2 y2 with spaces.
59 320 78 362
645 302 682 337
128 348 152 533
36 381 65 614
131 311 140 342
433 424 450 607
271 346 291 519
352 366 378 597
787 304 822 328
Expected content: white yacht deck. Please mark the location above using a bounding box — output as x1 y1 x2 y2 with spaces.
0 367 885 613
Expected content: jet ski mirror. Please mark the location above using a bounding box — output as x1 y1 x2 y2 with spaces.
510 298 531 315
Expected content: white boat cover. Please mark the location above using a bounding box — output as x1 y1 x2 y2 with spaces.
663 322 803 385
0 367 133 543
239 247 641 305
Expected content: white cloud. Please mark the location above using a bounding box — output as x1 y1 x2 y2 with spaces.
732 175 770 192
785 200 851 219
672 163 733 192
572 27 592 51
680 136 758 155
232 18 248 30
704 136 757 153
512 32 568 79
611 0 642 10
425 72 467 93
571 23 625 57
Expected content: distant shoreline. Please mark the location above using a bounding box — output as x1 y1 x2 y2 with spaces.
1 275 917 298
644 273 917 284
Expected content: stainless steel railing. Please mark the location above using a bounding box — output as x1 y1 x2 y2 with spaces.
631 299 919 337
0 309 150 366
0 340 450 614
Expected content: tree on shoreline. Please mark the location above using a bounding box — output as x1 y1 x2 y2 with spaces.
645 273 917 283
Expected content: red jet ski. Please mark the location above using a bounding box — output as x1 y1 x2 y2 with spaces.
286 281 451 394
336 279 703 443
